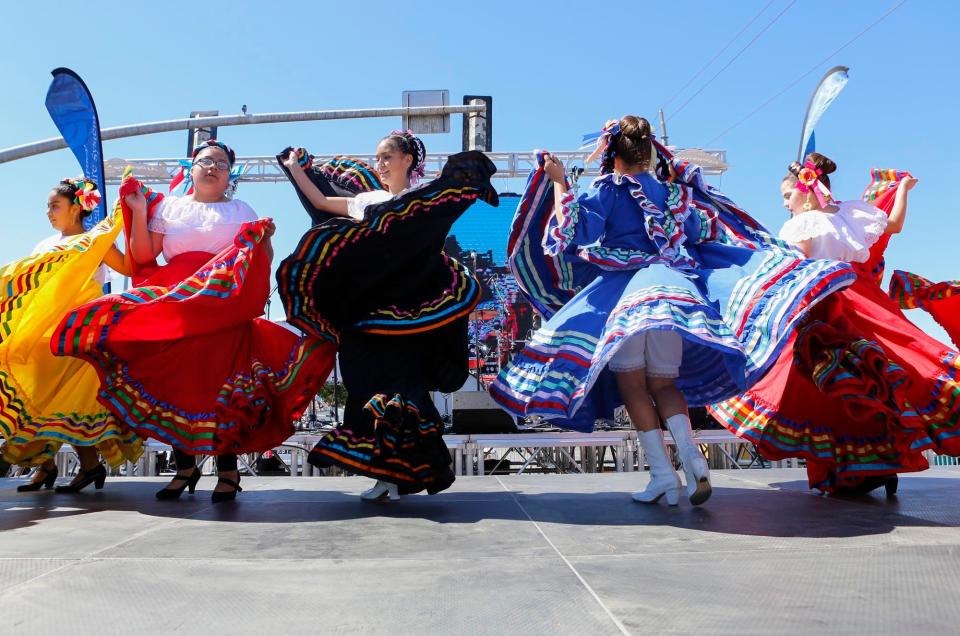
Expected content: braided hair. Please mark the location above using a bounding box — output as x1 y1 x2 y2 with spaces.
383 129 427 184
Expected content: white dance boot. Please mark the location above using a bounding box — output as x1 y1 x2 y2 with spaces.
360 480 400 502
632 429 682 506
665 414 712 506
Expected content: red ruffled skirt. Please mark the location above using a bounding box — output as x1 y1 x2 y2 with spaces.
53 220 336 455
710 272 960 491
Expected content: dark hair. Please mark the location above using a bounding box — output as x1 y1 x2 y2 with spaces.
381 130 426 179
192 139 236 166
784 152 837 189
52 178 92 218
611 115 653 168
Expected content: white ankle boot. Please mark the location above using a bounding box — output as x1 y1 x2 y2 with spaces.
665 414 712 506
360 480 400 502
633 429 682 505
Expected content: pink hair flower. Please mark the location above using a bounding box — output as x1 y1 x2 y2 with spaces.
794 161 832 208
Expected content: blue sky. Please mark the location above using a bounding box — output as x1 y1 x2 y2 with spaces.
0 0 956 339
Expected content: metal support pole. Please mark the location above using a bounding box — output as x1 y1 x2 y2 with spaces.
187 110 218 157
332 359 340 424
463 96 492 152
470 252 481 391
0 105 486 165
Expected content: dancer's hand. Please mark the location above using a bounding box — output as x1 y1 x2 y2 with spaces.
124 189 146 211
543 153 566 184
282 149 303 171
901 175 919 191
262 219 276 239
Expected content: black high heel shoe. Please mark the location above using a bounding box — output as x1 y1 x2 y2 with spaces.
155 468 202 500
835 474 899 498
17 465 58 492
883 475 899 496
211 476 242 503
54 464 106 493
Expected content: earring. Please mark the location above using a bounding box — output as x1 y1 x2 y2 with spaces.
802 202 812 211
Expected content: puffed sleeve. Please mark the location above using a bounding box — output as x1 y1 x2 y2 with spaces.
232 199 259 222
146 198 170 233
840 200 887 250
543 184 611 255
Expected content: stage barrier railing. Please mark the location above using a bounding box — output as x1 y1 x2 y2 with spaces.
44 428 813 479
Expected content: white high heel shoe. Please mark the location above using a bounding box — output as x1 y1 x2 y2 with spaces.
665 414 712 506
360 480 400 502
632 429 682 506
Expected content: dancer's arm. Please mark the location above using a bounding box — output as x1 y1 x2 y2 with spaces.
102 245 133 276
124 190 163 264
543 153 569 224
885 176 918 235
282 152 351 217
261 219 276 263
542 153 608 253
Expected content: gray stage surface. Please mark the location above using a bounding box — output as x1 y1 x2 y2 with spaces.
1 468 959 635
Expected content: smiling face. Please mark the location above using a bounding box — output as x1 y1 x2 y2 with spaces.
190 146 232 201
375 138 414 193
46 190 83 232
780 179 814 215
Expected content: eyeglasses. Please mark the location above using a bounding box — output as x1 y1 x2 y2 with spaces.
193 157 231 171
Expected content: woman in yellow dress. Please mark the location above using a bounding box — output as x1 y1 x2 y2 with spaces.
1 177 142 492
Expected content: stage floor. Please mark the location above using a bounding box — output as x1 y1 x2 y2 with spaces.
2 468 959 635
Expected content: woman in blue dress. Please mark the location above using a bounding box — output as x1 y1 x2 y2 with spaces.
490 115 856 506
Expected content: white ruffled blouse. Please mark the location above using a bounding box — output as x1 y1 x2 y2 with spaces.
346 190 392 220
778 200 888 263
148 196 257 261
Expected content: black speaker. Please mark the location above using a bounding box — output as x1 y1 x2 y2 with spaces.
452 408 517 434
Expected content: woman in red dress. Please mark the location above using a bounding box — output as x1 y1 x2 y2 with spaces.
710 153 960 495
54 141 336 501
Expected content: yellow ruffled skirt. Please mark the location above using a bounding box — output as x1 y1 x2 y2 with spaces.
0 207 142 467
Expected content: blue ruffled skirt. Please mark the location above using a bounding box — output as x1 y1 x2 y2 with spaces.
489 158 855 432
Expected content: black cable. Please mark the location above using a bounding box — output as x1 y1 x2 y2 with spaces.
662 0 779 110
705 0 908 145
671 0 799 119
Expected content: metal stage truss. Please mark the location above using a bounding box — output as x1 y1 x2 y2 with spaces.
104 149 729 185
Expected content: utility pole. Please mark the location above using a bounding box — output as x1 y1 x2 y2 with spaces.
658 109 669 146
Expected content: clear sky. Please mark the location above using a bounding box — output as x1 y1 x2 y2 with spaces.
0 0 956 339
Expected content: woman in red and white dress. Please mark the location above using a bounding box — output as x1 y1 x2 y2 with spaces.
54 140 336 502
710 153 960 495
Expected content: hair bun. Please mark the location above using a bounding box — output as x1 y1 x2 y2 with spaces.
605 115 654 171
805 152 837 175
619 115 652 142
